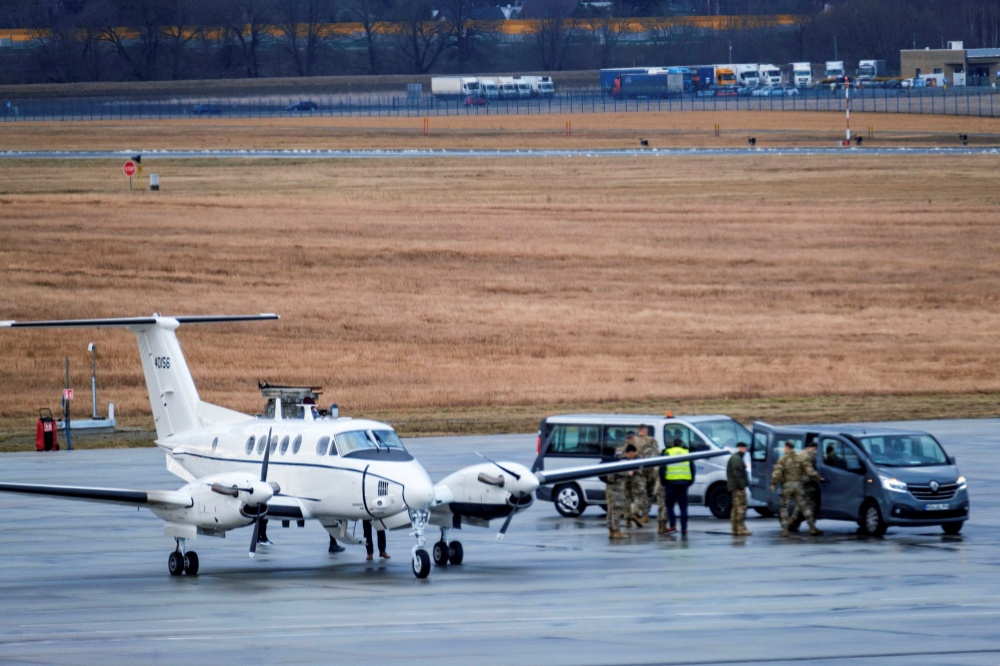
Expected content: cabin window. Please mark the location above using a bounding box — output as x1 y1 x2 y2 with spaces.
269 437 278 455
292 435 302 454
257 435 267 455
212 437 218 451
279 435 290 455
316 436 330 456
245 436 255 455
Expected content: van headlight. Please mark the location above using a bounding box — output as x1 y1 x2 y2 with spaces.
957 476 967 491
879 475 908 493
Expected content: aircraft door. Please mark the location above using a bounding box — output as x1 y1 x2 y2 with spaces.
815 437 866 520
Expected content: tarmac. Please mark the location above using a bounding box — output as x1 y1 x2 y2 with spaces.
1 419 999 665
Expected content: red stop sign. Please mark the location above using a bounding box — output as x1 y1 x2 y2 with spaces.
123 161 137 177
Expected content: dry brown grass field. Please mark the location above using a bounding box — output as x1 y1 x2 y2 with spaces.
2 110 1000 445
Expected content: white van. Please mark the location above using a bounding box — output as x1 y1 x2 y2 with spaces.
535 413 759 519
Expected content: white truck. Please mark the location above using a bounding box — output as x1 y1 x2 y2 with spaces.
496 76 519 99
477 77 499 99
518 75 555 96
431 76 480 97
734 63 760 88
757 63 783 86
856 59 887 83
825 60 845 80
790 62 812 87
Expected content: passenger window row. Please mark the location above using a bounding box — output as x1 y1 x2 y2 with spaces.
242 429 405 457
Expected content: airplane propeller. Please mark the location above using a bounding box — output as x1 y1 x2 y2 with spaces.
476 452 522 481
249 428 273 559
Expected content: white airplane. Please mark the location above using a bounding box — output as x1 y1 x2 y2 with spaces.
0 314 728 578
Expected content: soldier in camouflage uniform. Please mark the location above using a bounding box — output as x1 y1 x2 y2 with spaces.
793 439 825 536
633 426 659 527
606 444 638 539
770 440 822 537
727 441 752 536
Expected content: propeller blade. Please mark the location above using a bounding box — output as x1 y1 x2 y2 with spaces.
475 452 521 480
249 427 273 558
260 427 272 482
249 518 260 558
497 508 518 541
531 429 557 472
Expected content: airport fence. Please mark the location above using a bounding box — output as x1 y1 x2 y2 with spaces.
1 87 997 122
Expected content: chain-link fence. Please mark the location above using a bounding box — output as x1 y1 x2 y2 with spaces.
1 87 997 122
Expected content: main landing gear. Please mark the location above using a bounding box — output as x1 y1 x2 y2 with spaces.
431 528 464 568
168 538 199 576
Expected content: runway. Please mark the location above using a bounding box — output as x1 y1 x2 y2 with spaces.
1 419 999 664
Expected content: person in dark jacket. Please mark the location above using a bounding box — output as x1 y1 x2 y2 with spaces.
662 438 696 535
727 441 752 536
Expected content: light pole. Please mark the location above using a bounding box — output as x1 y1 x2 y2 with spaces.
728 40 732 64
88 342 98 419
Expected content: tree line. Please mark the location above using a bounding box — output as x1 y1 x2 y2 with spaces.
0 0 996 85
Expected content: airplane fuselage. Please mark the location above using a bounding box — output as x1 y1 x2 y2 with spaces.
159 414 436 526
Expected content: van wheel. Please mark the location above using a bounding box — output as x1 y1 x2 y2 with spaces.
707 484 732 519
860 501 887 536
942 522 963 535
554 484 586 517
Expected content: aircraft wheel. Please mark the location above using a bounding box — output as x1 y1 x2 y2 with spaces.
432 541 449 567
412 549 431 579
448 540 464 566
184 551 200 576
168 551 184 576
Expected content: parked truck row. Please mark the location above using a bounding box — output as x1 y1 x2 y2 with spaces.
431 75 555 100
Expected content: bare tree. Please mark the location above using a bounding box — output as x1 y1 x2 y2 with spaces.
343 0 390 74
161 0 203 80
274 0 337 77
219 0 274 78
527 0 578 71
391 0 448 74
85 0 168 81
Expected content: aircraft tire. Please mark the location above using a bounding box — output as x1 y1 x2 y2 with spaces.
448 540 464 566
412 549 431 579
432 541 449 567
184 551 200 575
168 551 184 576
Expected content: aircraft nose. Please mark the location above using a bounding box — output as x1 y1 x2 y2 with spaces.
403 469 436 510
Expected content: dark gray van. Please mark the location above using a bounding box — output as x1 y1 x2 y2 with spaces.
750 422 969 535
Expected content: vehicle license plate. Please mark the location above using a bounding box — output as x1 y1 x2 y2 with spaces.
925 503 949 511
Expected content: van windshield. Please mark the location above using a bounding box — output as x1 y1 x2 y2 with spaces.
857 434 949 467
695 418 752 448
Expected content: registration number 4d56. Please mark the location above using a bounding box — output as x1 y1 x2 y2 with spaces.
925 503 950 511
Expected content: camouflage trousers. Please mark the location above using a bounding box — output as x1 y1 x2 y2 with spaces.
730 488 748 535
792 482 820 529
625 473 648 519
780 481 813 529
606 479 627 531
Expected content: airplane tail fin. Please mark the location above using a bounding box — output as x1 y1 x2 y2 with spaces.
1 314 278 440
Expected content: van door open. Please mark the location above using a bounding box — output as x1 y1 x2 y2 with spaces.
814 436 866 520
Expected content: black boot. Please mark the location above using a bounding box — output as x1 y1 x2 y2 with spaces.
328 536 345 553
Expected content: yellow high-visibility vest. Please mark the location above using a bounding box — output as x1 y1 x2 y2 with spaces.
664 446 692 481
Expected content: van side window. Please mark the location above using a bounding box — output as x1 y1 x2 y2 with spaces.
548 425 601 456
773 435 804 460
663 424 709 452
822 438 863 473
602 426 630 453
751 431 768 461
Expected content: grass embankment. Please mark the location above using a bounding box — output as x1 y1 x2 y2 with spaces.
2 112 999 451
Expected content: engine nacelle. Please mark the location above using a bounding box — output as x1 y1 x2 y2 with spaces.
150 473 275 532
435 462 539 520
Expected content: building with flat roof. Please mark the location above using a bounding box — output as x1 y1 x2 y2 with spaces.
901 41 1000 86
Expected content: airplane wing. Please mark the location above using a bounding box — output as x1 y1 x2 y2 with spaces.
533 449 731 485
0 482 193 510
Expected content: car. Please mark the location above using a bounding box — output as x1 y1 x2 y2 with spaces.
535 413 764 520
884 79 903 89
285 100 318 111
782 86 800 96
463 95 487 106
190 103 222 115
737 85 753 96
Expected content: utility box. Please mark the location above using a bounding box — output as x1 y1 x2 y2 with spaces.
36 408 58 451
149 173 160 191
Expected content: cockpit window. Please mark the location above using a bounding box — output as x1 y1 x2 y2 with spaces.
335 430 377 455
372 430 406 450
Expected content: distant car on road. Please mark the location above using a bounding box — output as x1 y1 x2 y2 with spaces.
285 100 319 111
463 95 488 107
190 103 222 115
